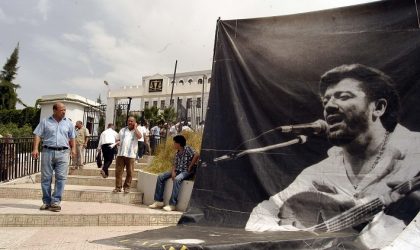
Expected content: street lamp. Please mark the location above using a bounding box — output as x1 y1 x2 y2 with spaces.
126 97 132 126
201 74 207 122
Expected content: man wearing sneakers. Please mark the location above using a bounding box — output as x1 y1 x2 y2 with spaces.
97 123 118 178
32 102 76 212
113 116 142 194
149 135 200 211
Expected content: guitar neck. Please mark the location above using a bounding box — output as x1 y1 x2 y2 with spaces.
307 175 420 233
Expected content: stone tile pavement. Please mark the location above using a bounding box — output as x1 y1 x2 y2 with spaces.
0 226 167 249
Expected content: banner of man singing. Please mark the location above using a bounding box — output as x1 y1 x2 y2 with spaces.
181 0 420 249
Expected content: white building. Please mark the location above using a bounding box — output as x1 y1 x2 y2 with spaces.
106 69 211 128
38 94 103 136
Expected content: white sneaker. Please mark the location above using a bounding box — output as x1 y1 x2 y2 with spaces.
148 201 164 209
163 205 176 211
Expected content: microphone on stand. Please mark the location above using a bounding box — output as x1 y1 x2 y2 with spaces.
213 120 329 163
275 119 329 135
213 135 308 163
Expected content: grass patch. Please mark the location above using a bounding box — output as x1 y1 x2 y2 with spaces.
144 131 202 174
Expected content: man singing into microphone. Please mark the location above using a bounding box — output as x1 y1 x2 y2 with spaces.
246 64 420 249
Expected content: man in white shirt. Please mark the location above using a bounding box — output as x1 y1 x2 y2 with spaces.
150 124 161 154
97 123 118 178
113 117 142 193
136 120 147 161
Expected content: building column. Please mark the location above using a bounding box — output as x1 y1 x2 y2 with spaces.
105 97 116 126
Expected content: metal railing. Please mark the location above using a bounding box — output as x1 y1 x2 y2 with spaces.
0 136 100 183
0 137 39 182
69 136 100 166
0 135 167 183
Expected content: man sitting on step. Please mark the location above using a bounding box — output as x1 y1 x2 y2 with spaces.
149 135 200 211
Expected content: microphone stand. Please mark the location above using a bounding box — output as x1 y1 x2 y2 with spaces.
213 135 307 162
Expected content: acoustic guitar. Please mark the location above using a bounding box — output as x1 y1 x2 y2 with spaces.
278 175 420 233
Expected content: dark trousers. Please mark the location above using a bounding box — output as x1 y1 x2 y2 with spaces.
101 144 114 176
137 141 145 159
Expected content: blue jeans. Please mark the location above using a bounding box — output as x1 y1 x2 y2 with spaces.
41 148 70 205
154 171 193 206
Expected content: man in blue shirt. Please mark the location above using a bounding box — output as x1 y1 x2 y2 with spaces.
32 102 76 212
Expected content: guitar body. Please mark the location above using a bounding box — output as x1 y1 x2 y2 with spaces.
279 191 356 230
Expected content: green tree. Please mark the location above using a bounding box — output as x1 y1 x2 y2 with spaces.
162 107 176 124
143 106 163 127
0 43 26 109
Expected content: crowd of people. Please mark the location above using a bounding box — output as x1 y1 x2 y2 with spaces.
29 105 201 212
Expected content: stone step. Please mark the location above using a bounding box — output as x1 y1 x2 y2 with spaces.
35 174 138 188
0 198 181 227
0 183 142 204
109 162 148 169
69 168 140 178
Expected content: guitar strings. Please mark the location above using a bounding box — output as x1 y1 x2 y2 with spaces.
310 198 383 232
309 176 419 232
324 200 383 232
323 199 382 232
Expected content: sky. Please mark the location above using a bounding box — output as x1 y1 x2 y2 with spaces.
0 0 378 108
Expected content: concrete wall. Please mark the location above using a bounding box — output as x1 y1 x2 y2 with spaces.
138 170 194 212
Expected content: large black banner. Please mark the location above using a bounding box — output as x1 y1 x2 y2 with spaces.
185 0 420 248
95 1 420 249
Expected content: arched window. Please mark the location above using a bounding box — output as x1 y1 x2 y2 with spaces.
198 78 203 84
188 78 193 84
179 79 184 85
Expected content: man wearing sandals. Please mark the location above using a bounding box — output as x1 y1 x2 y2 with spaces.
113 116 142 194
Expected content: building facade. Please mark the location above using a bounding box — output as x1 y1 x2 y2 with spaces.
106 69 211 129
38 94 103 136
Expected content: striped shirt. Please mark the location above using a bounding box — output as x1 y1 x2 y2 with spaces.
117 127 138 158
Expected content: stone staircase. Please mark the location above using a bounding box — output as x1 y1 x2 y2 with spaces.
0 156 182 227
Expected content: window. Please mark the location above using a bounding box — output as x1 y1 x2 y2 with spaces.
144 101 149 109
179 79 184 84
161 100 165 109
198 79 203 84
197 97 201 108
188 78 193 84
153 101 158 107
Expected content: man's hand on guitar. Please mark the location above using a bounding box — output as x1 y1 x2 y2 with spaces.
382 176 420 222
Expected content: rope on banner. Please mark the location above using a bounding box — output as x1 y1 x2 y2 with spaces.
235 19 238 38
415 0 420 28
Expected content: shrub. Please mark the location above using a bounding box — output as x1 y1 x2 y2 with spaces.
0 123 33 137
145 131 202 174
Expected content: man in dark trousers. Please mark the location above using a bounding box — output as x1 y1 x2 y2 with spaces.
97 123 118 178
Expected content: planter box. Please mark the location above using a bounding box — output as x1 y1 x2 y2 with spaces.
137 170 194 212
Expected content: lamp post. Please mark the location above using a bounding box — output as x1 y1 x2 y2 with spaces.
201 75 206 122
125 97 132 126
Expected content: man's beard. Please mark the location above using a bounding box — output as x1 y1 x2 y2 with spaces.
327 111 370 146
